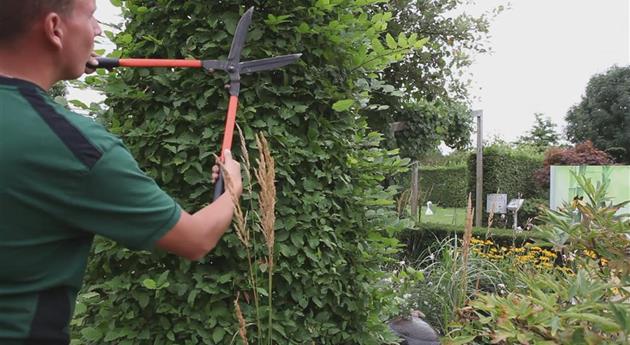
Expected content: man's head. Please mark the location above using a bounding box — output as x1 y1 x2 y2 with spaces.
0 0 101 80
0 1 72 44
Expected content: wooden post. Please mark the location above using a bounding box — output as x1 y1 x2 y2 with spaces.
473 110 483 227
410 161 419 218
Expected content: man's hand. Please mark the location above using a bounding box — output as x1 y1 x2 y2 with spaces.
212 150 243 198
85 53 99 74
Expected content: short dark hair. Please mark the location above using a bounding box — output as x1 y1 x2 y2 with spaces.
0 0 74 44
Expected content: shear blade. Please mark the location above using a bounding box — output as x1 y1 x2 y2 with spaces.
227 7 254 64
240 54 302 74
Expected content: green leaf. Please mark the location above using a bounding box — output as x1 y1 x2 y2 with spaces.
119 33 133 45
385 33 397 49
332 99 354 112
257 287 269 296
297 22 310 33
610 303 630 331
223 15 238 35
142 279 157 290
414 37 429 49
563 312 620 332
80 327 103 341
137 293 149 308
444 335 476 345
397 33 408 48
371 38 385 54
157 271 170 286
212 328 225 343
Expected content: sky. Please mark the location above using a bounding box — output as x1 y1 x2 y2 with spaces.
464 0 629 142
83 0 630 143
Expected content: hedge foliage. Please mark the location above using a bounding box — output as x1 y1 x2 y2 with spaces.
467 145 545 224
72 1 422 344
398 222 543 263
419 164 468 207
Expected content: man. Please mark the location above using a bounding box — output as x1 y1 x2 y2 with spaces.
0 0 243 344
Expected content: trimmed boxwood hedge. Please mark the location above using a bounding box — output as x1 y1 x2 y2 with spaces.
467 146 546 225
420 165 468 207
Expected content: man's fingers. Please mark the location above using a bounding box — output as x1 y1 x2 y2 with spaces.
223 149 232 160
85 55 99 74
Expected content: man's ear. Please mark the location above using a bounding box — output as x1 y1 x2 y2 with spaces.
43 13 64 50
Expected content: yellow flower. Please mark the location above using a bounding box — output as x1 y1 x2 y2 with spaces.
583 249 597 259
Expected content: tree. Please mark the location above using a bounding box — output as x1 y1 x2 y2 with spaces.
517 113 559 151
48 81 67 99
365 0 499 158
383 0 498 102
534 141 613 188
391 99 473 159
75 1 418 344
565 65 630 162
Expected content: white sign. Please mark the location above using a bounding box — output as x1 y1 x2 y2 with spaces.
487 194 507 214
507 198 525 211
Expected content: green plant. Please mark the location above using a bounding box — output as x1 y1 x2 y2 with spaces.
418 165 468 208
517 197 548 229
72 1 420 343
387 99 474 159
377 260 426 320
444 175 630 344
366 0 499 157
224 130 275 345
517 112 560 151
470 237 559 292
566 65 630 163
408 202 507 334
468 143 546 226
398 222 543 264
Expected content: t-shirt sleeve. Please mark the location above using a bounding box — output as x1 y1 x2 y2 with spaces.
69 142 181 250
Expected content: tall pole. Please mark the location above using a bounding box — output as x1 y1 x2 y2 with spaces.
474 110 483 227
410 161 419 219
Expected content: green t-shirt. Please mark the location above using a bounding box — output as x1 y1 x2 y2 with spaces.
0 76 181 344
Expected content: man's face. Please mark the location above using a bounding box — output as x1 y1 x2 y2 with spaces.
59 0 101 79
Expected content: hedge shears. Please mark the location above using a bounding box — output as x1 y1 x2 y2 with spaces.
90 7 301 200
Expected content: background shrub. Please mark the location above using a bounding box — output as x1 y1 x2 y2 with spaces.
468 145 545 201
534 140 614 187
467 145 545 226
419 165 468 208
398 223 542 264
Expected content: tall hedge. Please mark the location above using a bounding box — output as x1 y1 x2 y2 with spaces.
419 165 468 207
73 1 420 344
468 146 545 216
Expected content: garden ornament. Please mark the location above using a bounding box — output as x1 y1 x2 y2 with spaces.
425 201 433 216
90 7 301 200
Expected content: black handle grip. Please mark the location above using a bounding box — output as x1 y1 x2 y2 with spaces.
213 172 224 201
87 57 120 69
